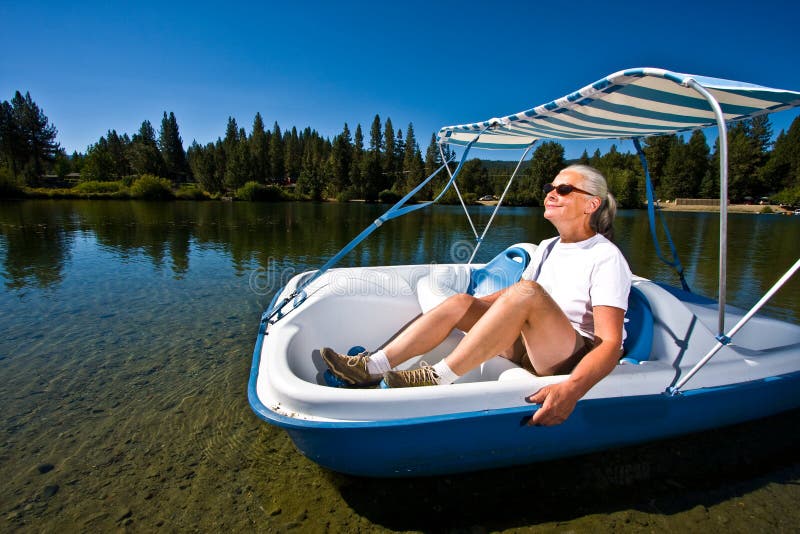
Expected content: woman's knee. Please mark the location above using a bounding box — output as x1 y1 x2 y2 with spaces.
445 292 477 309
502 280 544 303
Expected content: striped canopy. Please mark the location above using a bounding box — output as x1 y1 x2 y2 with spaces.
438 68 800 149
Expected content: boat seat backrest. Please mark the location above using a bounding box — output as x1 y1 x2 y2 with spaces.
620 285 654 364
468 245 532 298
415 243 536 313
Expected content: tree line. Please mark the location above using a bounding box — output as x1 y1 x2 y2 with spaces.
2 90 799 206
184 113 453 202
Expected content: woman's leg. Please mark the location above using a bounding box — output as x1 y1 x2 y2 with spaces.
381 292 491 367
322 291 497 387
443 281 577 376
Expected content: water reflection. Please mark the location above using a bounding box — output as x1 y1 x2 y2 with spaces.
0 201 75 289
0 200 798 321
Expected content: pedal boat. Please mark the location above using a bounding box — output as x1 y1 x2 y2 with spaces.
248 68 800 477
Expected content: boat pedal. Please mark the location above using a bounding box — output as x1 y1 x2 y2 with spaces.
323 370 348 388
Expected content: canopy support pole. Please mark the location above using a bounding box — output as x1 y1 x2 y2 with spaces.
684 79 729 337
668 257 800 395
632 138 690 292
262 128 488 325
466 142 537 263
438 143 480 243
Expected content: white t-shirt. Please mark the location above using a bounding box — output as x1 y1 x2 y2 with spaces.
524 234 632 341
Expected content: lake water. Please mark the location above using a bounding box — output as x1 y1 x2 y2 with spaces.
1 199 799 532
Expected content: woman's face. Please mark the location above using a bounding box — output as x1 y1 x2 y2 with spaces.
543 169 597 224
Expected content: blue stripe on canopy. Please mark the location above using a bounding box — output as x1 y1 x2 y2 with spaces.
438 68 800 149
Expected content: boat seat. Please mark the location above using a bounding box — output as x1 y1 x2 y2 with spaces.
467 245 532 297
620 285 654 364
416 243 536 313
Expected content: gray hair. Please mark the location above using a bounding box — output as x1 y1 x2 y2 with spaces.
562 164 617 240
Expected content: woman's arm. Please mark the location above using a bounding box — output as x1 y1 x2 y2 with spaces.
525 305 625 426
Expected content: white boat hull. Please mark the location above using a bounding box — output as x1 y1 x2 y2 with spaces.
248 264 800 476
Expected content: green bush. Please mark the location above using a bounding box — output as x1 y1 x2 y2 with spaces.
175 185 209 200
378 189 402 204
74 180 124 194
0 167 23 198
462 192 478 205
772 185 800 208
235 181 285 201
335 188 357 202
130 175 174 200
504 191 539 206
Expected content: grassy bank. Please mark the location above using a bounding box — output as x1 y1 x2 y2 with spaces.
658 203 795 214
1 178 305 202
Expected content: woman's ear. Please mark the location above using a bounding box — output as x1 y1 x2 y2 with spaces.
585 197 601 214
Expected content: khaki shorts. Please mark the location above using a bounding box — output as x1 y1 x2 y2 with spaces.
517 330 593 376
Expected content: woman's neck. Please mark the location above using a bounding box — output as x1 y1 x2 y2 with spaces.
554 223 597 244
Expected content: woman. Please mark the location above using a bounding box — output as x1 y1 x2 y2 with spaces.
322 165 632 426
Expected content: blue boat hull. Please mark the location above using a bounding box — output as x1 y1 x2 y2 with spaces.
249 320 800 478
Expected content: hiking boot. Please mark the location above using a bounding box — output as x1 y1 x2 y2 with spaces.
381 364 440 388
321 347 383 387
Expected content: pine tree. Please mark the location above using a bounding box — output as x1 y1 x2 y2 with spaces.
350 124 364 197
528 141 565 203
0 101 23 178
223 117 239 157
369 114 382 154
225 136 252 191
129 120 164 176
661 136 695 199
763 116 800 194
394 128 405 170
82 135 115 181
423 133 442 198
269 122 284 183
250 112 270 183
1 91 59 183
685 130 710 195
363 115 383 200
724 121 763 202
284 126 301 181
106 130 130 179
749 115 773 154
642 135 676 198
329 123 352 194
383 117 396 188
213 140 227 191
158 111 190 183
188 141 222 193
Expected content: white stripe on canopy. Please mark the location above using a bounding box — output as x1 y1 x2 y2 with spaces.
438 68 800 149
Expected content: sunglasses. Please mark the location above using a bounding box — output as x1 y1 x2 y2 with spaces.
542 183 595 197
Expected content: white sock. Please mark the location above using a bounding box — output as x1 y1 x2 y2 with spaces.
432 360 459 385
366 350 392 374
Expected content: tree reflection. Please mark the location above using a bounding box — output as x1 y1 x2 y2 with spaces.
0 200 797 321
0 201 73 289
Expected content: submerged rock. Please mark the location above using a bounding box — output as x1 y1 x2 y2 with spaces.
37 463 55 474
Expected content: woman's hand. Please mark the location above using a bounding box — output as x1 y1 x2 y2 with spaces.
524 305 626 426
525 382 581 426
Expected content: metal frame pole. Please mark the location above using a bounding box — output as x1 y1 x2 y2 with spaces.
684 79 729 337
669 257 800 394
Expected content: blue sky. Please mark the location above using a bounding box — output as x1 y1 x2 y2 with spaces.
2 0 799 159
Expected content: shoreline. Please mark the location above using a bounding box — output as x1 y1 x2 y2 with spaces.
3 192 796 215
656 203 794 214
477 200 795 215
